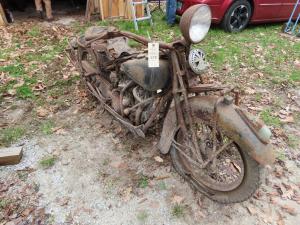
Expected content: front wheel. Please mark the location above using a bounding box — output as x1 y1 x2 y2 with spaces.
221 0 252 32
170 118 261 203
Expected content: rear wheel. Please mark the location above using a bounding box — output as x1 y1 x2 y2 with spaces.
221 0 252 32
170 116 261 203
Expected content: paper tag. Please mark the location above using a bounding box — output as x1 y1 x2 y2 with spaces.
148 42 159 68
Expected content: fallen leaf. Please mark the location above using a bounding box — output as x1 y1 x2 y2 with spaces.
282 189 294 200
154 156 164 163
32 82 46 91
54 128 67 135
122 187 132 202
281 204 297 216
246 205 257 215
294 60 300 69
110 160 127 169
280 116 294 123
171 195 184 204
13 79 25 88
277 212 285 225
22 208 34 216
292 195 300 204
7 89 16 96
36 107 48 118
58 197 70 206
154 175 170 180
245 88 255 95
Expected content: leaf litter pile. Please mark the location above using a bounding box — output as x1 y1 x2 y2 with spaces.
0 18 300 225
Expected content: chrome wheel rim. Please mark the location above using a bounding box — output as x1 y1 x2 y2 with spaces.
229 5 249 31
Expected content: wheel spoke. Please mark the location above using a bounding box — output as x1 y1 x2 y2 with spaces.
173 121 245 192
231 19 238 28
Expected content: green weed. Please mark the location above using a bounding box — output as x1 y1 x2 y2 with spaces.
138 175 149 188
0 63 25 77
16 85 34 99
39 155 57 169
290 70 300 82
40 120 55 135
260 109 281 127
276 150 286 161
0 199 11 209
0 127 25 146
157 181 167 190
137 210 148 223
171 204 185 218
287 135 299 149
27 26 41 37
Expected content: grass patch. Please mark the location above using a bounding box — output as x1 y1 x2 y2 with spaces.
0 127 25 146
39 155 57 169
276 150 286 161
157 181 167 191
16 85 34 99
171 204 185 218
0 63 25 77
137 210 148 223
290 70 300 82
138 175 149 188
40 120 55 135
260 109 281 127
68 12 298 90
0 199 11 210
27 26 41 37
287 135 299 149
102 157 111 166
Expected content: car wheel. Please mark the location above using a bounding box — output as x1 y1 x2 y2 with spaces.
221 0 252 32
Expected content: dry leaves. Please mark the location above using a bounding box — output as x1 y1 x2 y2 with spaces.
281 204 297 216
122 187 132 202
51 127 68 135
154 156 164 163
246 205 257 215
36 107 48 118
171 195 184 204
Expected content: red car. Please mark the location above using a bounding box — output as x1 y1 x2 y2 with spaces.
176 0 300 32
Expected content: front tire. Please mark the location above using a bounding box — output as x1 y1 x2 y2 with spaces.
171 144 261 203
170 113 261 203
221 0 252 32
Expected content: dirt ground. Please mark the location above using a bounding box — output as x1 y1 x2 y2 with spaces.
1 99 300 225
1 11 300 225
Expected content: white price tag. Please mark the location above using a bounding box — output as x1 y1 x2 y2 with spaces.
148 42 159 68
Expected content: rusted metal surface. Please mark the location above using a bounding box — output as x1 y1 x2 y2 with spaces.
68 25 275 165
68 25 275 201
159 96 275 166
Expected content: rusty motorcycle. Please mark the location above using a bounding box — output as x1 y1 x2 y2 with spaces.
68 4 275 203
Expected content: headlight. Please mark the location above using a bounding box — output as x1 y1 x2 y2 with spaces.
180 4 211 44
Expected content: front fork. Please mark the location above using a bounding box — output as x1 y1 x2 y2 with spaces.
171 50 205 163
170 49 240 165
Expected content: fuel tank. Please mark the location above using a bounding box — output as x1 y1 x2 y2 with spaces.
120 58 171 91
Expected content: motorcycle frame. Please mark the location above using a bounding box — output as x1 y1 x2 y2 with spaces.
73 29 235 164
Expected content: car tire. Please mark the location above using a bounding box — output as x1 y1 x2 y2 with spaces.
221 0 252 32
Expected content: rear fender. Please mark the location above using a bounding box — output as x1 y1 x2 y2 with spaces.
158 96 275 166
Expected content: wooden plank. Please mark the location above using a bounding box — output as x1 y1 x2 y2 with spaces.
0 147 23 166
99 0 104 20
100 0 144 20
0 3 8 26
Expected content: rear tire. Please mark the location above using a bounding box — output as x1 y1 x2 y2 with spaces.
221 0 252 32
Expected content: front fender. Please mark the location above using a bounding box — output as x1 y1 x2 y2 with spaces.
158 96 275 166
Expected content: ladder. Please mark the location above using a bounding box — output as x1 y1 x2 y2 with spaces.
130 0 153 31
283 0 300 37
